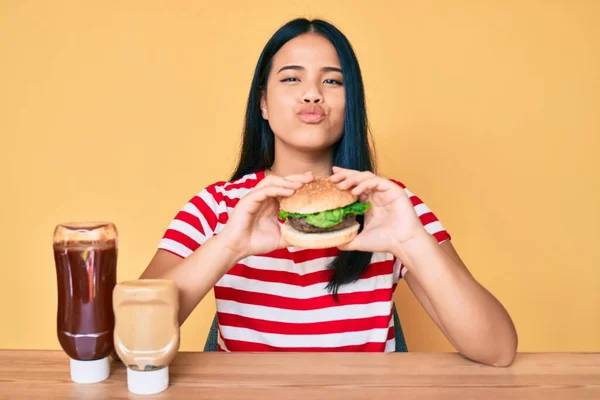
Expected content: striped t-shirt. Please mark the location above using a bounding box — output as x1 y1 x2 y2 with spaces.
158 170 450 352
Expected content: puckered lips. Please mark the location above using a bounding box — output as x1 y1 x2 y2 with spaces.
297 104 326 123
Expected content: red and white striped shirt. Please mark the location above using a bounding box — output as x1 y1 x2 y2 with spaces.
158 170 450 352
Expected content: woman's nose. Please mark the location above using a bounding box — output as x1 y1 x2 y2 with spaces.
303 95 322 103
303 83 323 103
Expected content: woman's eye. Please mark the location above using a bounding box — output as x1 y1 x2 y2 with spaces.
324 79 343 86
280 77 343 85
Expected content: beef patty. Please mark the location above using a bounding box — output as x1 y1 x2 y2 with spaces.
287 214 357 233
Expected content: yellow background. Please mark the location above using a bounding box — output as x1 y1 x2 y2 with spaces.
1 1 598 352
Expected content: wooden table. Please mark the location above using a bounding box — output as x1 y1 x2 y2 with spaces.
1 350 598 399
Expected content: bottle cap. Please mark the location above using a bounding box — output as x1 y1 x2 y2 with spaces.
126 366 169 395
69 356 110 383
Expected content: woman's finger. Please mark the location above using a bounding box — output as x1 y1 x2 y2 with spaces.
353 176 398 197
250 185 296 203
238 186 293 215
256 175 287 189
276 234 290 250
337 235 363 252
350 177 385 196
334 170 374 190
332 166 355 174
328 167 358 183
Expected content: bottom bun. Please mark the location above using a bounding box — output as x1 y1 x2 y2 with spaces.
280 221 360 249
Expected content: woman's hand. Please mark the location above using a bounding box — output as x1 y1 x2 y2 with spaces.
218 171 314 260
329 166 425 254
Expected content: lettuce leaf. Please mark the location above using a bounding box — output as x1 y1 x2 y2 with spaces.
278 201 371 228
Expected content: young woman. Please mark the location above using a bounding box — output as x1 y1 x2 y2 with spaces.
141 18 518 366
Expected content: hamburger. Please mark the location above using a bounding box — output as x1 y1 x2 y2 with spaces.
278 176 371 249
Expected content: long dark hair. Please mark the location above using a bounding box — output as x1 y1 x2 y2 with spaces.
230 18 376 299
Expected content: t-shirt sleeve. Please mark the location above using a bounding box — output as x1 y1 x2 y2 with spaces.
158 184 223 258
389 179 451 280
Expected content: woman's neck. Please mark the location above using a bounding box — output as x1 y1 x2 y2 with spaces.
268 143 334 178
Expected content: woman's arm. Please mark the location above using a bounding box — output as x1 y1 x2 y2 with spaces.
141 235 241 326
396 234 518 367
328 167 518 367
139 172 314 326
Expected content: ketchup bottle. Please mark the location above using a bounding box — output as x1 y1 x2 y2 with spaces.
53 222 118 383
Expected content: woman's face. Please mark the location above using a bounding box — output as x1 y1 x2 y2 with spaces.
261 33 346 153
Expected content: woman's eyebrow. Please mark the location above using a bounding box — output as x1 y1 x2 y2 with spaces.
276 65 343 74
